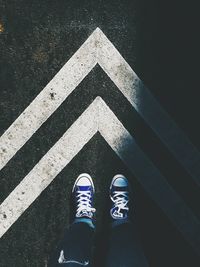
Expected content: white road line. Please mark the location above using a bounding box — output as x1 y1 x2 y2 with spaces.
0 28 98 170
0 28 200 187
0 97 99 239
99 101 200 255
0 97 200 255
97 30 200 187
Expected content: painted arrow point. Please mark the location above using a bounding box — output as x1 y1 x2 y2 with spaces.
1 27 200 188
0 28 200 256
0 97 200 256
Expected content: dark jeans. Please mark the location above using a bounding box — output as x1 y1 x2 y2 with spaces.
48 220 149 267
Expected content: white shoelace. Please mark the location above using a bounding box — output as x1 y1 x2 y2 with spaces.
111 191 129 214
76 191 96 217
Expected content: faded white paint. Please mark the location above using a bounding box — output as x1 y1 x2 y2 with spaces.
1 28 200 190
0 28 200 254
0 97 200 255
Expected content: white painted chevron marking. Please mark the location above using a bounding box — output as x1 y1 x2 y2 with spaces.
0 97 200 254
0 28 200 187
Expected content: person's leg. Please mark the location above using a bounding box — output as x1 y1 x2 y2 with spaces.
48 173 96 267
48 220 95 267
106 220 148 267
105 174 149 267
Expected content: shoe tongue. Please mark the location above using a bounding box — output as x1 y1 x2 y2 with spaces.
113 185 128 193
117 185 128 189
78 185 91 191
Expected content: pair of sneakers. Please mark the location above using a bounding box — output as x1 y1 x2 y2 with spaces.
72 173 130 222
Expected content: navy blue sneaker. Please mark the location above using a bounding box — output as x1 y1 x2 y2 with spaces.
110 174 130 220
72 173 96 220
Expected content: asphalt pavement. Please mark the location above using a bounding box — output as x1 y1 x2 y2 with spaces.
0 0 200 266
